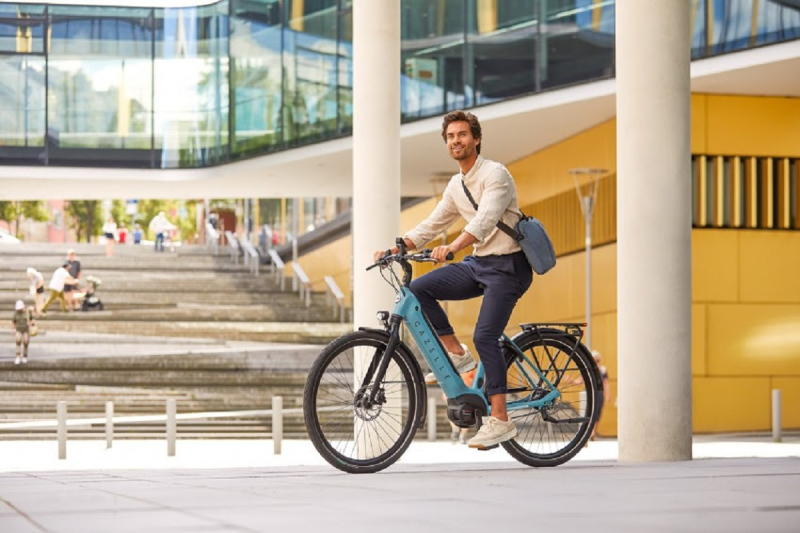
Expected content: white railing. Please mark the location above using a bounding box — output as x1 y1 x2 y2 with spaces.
260 224 274 255
324 275 348 323
267 249 286 291
205 222 219 254
224 230 240 264
292 262 311 307
240 239 260 276
0 398 325 458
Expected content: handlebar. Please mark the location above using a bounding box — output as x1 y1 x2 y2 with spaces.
367 242 454 287
366 248 454 272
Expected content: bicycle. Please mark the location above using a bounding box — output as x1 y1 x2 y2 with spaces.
303 238 604 473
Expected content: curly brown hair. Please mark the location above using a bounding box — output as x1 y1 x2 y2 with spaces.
441 110 482 155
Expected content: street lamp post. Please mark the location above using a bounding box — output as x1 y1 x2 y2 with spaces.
569 168 608 350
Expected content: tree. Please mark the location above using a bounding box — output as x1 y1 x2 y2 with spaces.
0 201 49 238
65 200 102 243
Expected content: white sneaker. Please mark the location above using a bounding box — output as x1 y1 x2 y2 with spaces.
14 357 20 365
468 416 517 449
21 357 27 365
425 344 477 385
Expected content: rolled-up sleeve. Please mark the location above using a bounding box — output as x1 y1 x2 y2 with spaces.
404 185 460 249
463 169 514 242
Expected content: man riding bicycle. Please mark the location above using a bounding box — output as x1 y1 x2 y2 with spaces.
374 110 532 449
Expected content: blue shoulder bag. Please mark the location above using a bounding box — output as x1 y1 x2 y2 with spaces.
461 180 556 275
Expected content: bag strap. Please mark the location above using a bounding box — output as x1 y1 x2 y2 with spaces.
461 179 522 241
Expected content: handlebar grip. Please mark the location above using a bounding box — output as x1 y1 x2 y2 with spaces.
445 252 454 261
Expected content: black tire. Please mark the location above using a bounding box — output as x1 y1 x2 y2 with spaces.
500 330 601 467
303 330 423 474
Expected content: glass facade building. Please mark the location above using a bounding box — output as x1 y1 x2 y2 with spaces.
0 0 798 169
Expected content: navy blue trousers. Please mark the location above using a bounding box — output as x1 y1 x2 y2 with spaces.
409 251 532 396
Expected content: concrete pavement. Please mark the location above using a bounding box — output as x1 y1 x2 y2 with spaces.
0 436 799 533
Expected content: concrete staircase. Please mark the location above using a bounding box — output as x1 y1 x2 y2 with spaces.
0 243 351 343
0 243 356 439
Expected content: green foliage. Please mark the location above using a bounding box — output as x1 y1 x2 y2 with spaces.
0 201 50 238
65 201 101 242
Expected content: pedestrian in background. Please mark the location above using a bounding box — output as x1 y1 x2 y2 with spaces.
11 300 34 365
102 217 117 257
149 211 171 252
132 223 143 245
64 249 82 311
26 267 45 317
41 263 80 314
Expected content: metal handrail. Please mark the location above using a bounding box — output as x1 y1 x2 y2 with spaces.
240 239 260 276
324 275 348 323
260 224 274 255
205 222 219 254
292 263 311 307
224 230 240 264
267 249 285 291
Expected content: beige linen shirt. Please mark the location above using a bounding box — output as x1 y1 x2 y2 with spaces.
404 156 523 257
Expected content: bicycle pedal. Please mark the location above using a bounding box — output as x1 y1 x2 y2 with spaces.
473 444 499 451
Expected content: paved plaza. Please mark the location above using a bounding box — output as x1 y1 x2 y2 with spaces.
1 332 798 532
0 436 799 533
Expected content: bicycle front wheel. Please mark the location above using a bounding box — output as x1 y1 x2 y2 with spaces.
303 330 422 474
501 330 600 467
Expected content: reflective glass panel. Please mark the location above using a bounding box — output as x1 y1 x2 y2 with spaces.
337 0 352 135
401 0 466 119
540 0 614 90
0 54 46 162
230 0 282 158
691 0 707 58
754 0 800 45
47 6 154 166
154 1 229 168
283 0 339 146
0 3 45 17
467 0 537 106
0 11 45 53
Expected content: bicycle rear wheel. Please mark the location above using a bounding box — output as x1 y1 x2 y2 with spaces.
303 330 422 474
501 330 600 467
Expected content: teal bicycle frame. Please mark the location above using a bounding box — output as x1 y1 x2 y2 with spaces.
388 285 562 416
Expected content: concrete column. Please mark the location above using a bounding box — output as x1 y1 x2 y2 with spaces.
616 0 692 462
352 0 401 330
352 0 401 458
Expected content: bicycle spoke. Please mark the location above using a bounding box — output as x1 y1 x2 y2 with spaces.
501 331 598 466
304 332 419 472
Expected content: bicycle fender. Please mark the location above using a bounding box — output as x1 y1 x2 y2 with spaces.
511 328 605 394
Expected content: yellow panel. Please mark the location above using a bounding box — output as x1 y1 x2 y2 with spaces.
739 230 800 302
705 95 800 157
691 94 707 154
693 377 771 432
772 377 800 430
507 120 616 205
691 230 738 302
590 243 617 315
707 304 800 376
693 304 706 377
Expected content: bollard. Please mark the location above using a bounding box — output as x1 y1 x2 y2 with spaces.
427 397 437 441
273 396 283 455
166 399 176 457
105 401 114 449
57 401 67 460
772 389 782 443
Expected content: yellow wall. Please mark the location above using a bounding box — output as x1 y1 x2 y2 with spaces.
297 93 800 436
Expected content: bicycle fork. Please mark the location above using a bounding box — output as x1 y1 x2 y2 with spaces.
359 314 404 410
